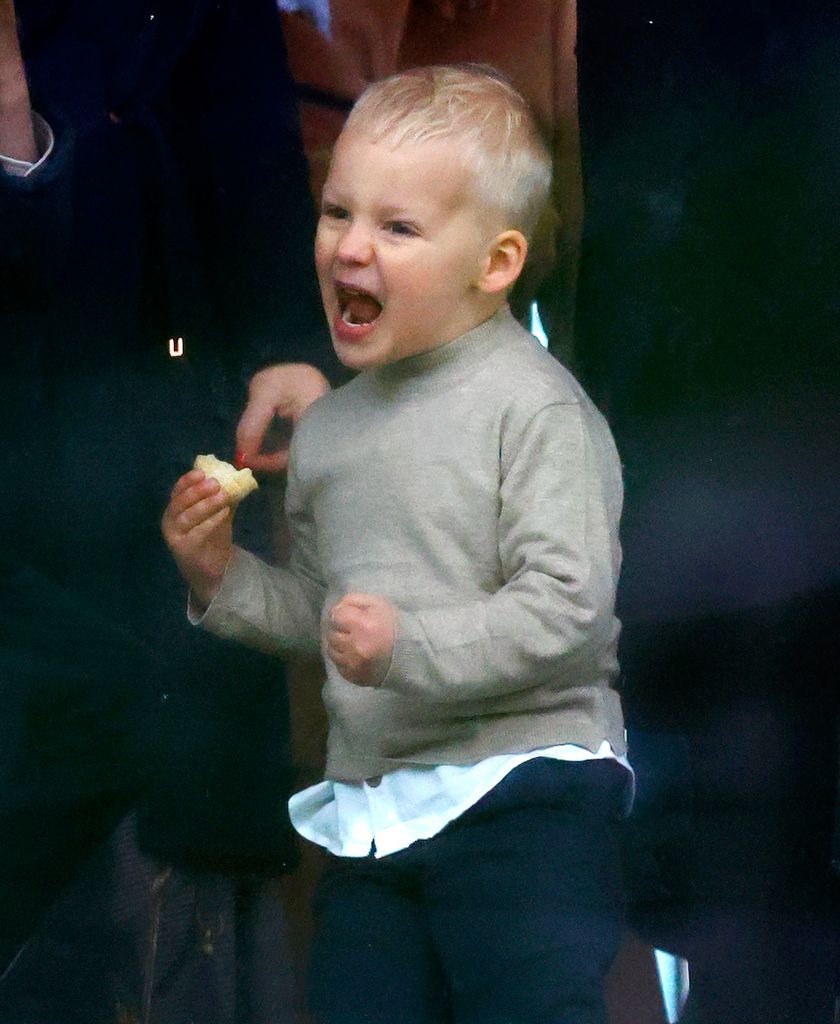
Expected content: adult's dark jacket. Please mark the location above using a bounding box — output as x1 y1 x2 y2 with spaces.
575 0 840 617
575 3 839 1020
0 0 334 961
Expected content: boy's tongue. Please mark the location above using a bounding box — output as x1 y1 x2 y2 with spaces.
343 292 382 325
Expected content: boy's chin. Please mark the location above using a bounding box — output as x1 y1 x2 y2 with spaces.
331 336 385 370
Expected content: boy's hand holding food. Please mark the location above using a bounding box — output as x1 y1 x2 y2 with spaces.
326 593 396 687
162 455 258 610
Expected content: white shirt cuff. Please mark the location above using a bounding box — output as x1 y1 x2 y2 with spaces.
0 112 55 178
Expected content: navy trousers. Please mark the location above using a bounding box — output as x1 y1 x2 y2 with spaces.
308 758 627 1024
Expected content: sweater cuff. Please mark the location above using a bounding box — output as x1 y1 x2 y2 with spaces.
186 547 252 628
0 112 54 178
380 608 426 696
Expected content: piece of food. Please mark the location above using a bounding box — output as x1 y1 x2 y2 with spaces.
194 454 258 506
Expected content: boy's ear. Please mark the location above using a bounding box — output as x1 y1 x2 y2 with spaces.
476 230 528 295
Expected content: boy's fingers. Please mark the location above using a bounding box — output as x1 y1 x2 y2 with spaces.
325 637 346 663
328 603 355 632
165 501 230 548
326 642 353 674
330 594 378 628
188 504 230 539
172 491 228 534
169 476 221 516
171 469 206 497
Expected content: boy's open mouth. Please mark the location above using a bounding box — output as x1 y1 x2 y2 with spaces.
337 285 383 326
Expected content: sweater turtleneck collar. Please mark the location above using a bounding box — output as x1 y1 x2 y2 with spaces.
368 305 516 394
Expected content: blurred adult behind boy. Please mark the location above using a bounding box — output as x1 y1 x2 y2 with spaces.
575 3 840 1021
0 0 333 1018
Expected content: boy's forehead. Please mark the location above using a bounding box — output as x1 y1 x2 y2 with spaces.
330 128 476 195
337 125 469 162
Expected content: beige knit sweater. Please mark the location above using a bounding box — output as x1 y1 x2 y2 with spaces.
201 307 626 781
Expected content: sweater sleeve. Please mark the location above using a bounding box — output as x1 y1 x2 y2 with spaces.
199 450 325 657
381 402 622 701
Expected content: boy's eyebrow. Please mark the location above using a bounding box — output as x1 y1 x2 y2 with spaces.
378 204 421 220
321 194 428 222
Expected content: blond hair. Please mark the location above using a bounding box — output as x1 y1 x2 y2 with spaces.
344 65 552 243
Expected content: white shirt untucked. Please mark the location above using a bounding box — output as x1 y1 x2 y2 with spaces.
290 741 633 859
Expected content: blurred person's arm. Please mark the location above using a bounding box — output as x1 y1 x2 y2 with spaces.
0 0 37 166
169 0 341 471
0 0 70 301
169 0 335 377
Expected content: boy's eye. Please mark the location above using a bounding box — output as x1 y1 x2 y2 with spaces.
321 204 349 220
385 221 418 237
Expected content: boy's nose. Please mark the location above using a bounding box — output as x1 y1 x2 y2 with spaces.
336 222 374 265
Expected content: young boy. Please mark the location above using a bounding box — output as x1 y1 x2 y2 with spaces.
163 65 629 1024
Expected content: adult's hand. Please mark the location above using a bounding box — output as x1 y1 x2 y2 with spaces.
236 362 330 474
0 0 37 163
